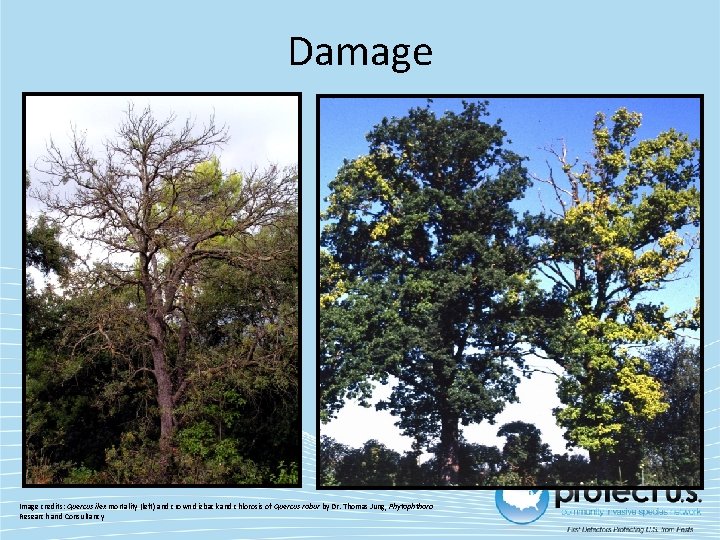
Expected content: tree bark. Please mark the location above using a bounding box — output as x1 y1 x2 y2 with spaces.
144 274 174 479
438 411 460 485
153 345 175 474
434 355 460 485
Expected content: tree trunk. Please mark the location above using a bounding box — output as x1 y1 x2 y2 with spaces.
433 354 460 485
154 349 175 470
145 292 174 480
438 412 460 485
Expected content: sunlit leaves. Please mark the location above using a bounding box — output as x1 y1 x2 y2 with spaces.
535 107 699 463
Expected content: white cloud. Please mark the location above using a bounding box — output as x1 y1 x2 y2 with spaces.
25 94 298 190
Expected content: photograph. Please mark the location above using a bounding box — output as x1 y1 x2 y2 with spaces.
318 96 701 488
24 93 300 486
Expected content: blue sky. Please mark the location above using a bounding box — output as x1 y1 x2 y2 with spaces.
319 96 701 456
320 96 700 209
320 96 700 316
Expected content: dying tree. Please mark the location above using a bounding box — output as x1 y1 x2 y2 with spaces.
32 105 297 480
529 107 700 482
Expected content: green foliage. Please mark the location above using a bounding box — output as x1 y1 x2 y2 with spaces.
271 461 299 485
25 454 67 485
320 437 411 486
26 215 76 278
64 466 100 484
320 101 539 484
319 436 345 487
497 421 552 484
320 101 699 487
103 431 166 484
334 440 403 486
26 244 299 485
178 421 216 458
151 157 247 252
640 340 701 485
25 297 136 484
319 429 590 487
540 453 594 485
175 423 266 485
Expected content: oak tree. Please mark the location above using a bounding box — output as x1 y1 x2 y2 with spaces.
320 101 538 485
529 108 700 482
32 106 297 481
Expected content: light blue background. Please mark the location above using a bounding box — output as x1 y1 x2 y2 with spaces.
1 1 718 538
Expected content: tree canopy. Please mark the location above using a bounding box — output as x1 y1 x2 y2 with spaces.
320 101 540 484
26 105 299 485
528 107 700 481
319 99 700 487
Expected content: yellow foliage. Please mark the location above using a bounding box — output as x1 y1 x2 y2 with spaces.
370 214 400 240
614 358 668 418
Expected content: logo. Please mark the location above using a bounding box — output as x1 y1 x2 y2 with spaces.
555 489 700 507
495 490 549 524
